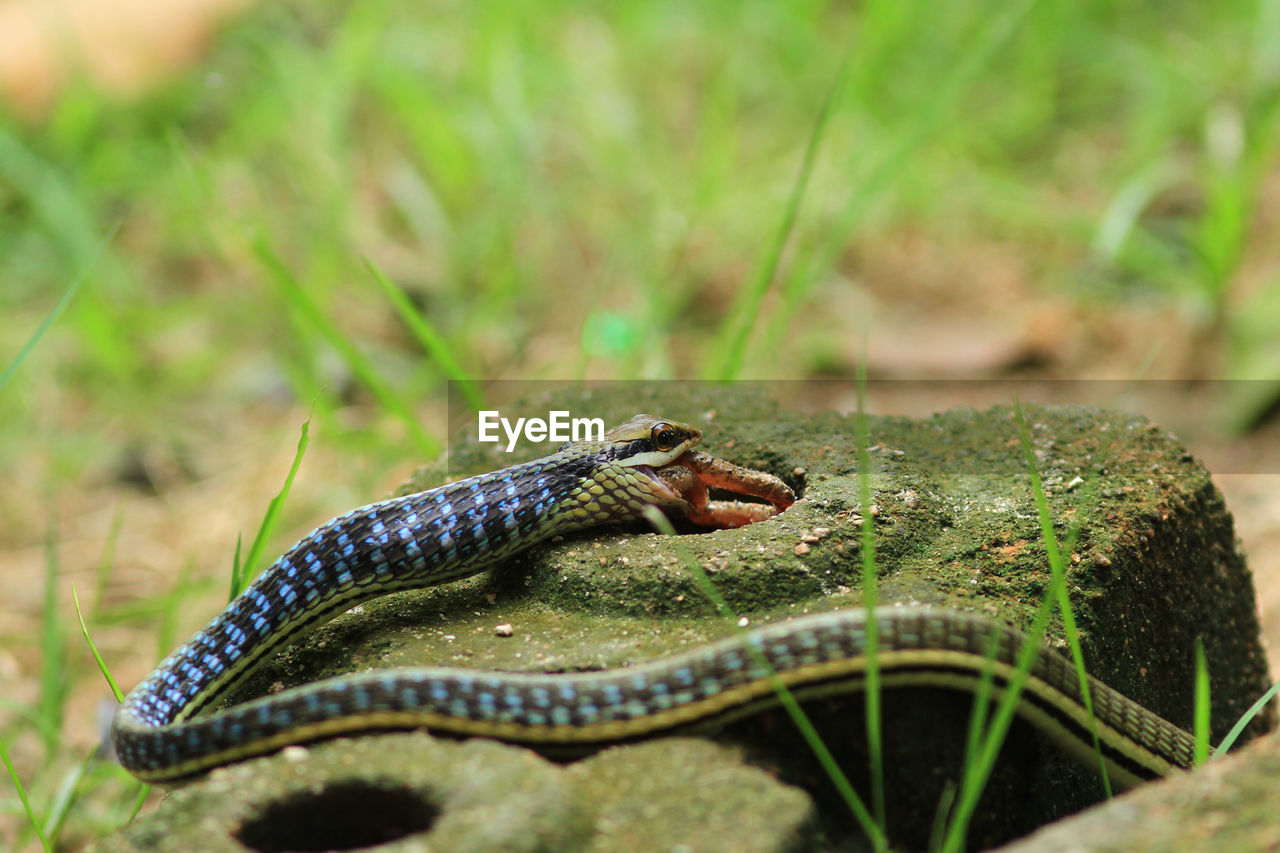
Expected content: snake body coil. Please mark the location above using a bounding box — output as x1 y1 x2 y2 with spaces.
112 414 1197 788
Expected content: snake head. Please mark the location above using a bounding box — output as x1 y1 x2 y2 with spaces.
585 414 702 517
605 414 702 468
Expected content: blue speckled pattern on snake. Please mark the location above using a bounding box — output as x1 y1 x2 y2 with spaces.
112 414 712 780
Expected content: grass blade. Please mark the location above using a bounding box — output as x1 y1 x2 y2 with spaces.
854 359 885 830
74 580 155 831
758 0 1040 360
72 584 123 703
1013 405 1113 798
704 31 855 380
39 754 89 847
39 525 66 753
0 216 115 391
942 401 1102 850
0 279 78 394
92 507 125 611
253 236 439 458
1213 679 1280 759
128 783 150 822
1194 639 1211 766
232 417 311 599
231 533 245 605
364 258 484 412
943 586 1056 852
0 733 51 852
640 506 887 851
958 626 1003 784
928 781 958 853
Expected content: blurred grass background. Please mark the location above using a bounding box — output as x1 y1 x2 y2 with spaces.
3 0 1280 848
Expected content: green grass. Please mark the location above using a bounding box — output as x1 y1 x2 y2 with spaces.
643 507 887 851
852 361 886 833
1215 677 1280 759
3 1 1280 848
5 2 1280 427
251 238 440 458
0 734 49 853
73 587 125 705
230 415 312 599
704 19 855 381
364 259 484 413
1194 639 1213 767
0 271 83 396
937 404 1105 851
38 531 67 756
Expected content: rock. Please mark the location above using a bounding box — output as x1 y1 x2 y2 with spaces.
98 387 1273 851
997 730 1280 852
95 734 592 853
567 738 815 853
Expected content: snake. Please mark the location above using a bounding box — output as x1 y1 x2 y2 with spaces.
111 414 1198 790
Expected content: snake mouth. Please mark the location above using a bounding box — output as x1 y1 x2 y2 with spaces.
635 464 683 501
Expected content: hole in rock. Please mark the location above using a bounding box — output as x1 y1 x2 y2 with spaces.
235 780 438 852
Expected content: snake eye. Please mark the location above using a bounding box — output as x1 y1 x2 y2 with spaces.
651 423 679 451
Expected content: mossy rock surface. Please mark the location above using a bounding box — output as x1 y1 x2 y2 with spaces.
996 727 1280 852
100 386 1273 852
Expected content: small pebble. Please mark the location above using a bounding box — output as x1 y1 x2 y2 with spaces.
282 745 310 764
737 616 750 628
495 623 514 637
